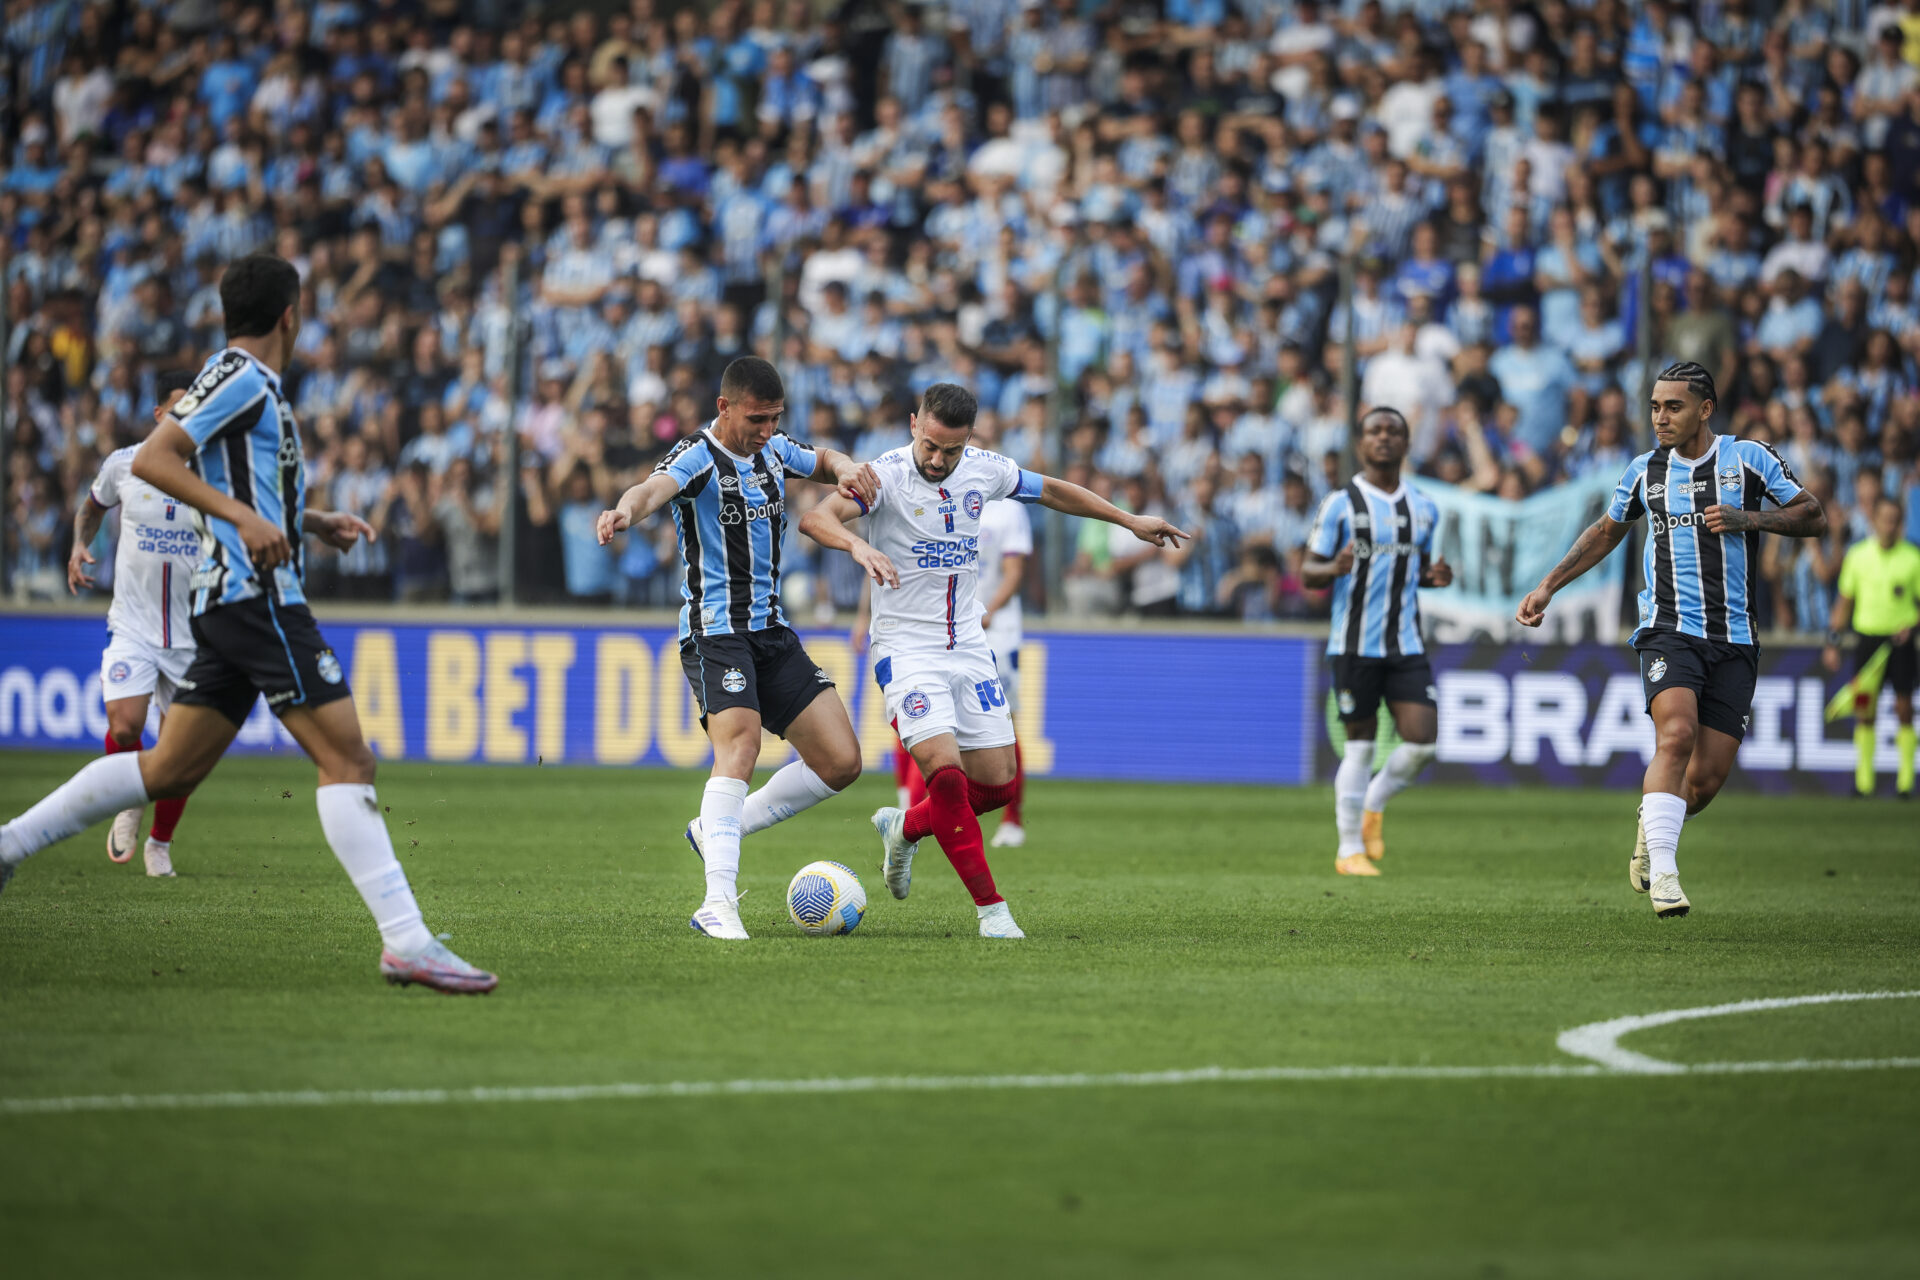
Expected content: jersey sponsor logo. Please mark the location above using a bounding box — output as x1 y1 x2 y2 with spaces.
1350 538 1417 560
963 490 984 520
910 537 978 569
108 661 131 683
1647 656 1667 683
719 474 740 490
902 689 931 719
265 689 297 706
721 667 747 694
974 678 1005 711
316 650 344 685
717 497 784 525
172 351 248 417
813 667 832 684
1646 482 1665 500
1654 512 1709 533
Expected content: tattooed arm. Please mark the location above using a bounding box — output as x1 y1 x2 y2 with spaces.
1702 490 1827 537
1515 515 1632 628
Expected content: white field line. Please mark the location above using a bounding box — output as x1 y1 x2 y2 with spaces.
1554 989 1920 1073
5 990 1915 1117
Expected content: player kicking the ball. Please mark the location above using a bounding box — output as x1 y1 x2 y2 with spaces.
596 357 880 941
2 253 497 994
1302 407 1453 877
68 370 200 876
1519 362 1826 917
800 383 1185 938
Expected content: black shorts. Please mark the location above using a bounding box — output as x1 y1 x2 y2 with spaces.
1856 631 1919 697
679 625 835 737
174 596 354 727
1633 628 1758 740
1330 652 1437 724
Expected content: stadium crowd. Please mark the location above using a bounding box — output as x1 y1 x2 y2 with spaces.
5 0 1920 630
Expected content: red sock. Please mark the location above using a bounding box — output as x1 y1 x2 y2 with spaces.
924 766 1000 906
966 775 1019 814
1004 741 1024 826
149 796 187 843
104 732 140 754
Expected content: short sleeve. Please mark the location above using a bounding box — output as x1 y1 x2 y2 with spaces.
1747 441 1804 507
976 449 1044 503
1307 492 1347 558
654 438 713 500
89 450 130 508
170 353 268 447
769 431 818 479
1607 460 1646 523
1836 546 1858 602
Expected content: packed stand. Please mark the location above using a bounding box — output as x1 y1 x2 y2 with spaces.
5 0 1920 630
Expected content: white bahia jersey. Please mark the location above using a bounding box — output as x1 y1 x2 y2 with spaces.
855 446 1044 655
976 497 1033 651
88 446 198 650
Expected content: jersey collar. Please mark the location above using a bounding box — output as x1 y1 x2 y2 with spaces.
1667 434 1719 468
224 345 284 392
702 421 757 466
1352 473 1407 504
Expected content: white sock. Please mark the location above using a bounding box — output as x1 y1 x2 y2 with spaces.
1363 742 1436 814
1641 791 1687 879
1 753 150 864
701 776 750 903
316 784 434 955
742 762 840 836
1334 740 1375 855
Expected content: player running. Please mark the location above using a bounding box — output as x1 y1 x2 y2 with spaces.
3 253 498 994
1302 407 1454 878
595 357 880 941
68 370 200 876
799 383 1185 938
1518 362 1827 918
1823 495 1919 799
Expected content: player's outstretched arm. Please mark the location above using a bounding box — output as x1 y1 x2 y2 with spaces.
132 420 293 569
1301 544 1356 590
1036 475 1188 547
1516 514 1631 627
1703 489 1827 537
67 493 108 593
807 446 881 509
797 493 900 588
596 471 681 545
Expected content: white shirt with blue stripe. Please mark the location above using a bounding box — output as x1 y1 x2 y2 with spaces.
1308 475 1440 659
1607 435 1804 647
169 348 308 615
656 424 819 641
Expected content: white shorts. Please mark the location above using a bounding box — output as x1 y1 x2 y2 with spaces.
101 632 196 715
877 645 1018 752
983 625 1022 712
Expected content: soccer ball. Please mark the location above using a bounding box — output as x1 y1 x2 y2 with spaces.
787 860 867 936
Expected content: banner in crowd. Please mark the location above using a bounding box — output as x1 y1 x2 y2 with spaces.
0 614 1319 786
1317 641 1900 795
1412 474 1626 644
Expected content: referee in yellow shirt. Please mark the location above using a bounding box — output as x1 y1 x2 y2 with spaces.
1824 496 1920 798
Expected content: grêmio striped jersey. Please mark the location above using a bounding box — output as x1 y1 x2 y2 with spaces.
1606 435 1803 647
1308 476 1442 658
656 424 819 639
168 347 307 615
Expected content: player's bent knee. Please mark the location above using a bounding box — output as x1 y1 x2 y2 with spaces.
818 752 862 792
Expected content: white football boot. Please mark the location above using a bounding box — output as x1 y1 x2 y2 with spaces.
107 807 142 863
690 893 750 940
1649 871 1690 919
684 818 706 862
989 822 1026 848
379 938 499 994
1629 809 1650 893
143 839 175 878
977 901 1025 939
872 806 917 900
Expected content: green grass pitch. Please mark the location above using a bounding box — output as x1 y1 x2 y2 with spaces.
2 750 1916 1278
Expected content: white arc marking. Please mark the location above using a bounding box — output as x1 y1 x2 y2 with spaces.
1556 990 1920 1074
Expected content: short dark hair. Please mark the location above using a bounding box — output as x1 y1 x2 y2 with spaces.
1655 361 1717 406
155 368 197 398
1360 405 1409 435
919 382 978 430
219 253 302 339
720 356 785 404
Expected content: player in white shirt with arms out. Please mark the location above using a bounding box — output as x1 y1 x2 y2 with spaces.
800 384 1186 937
68 370 200 876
